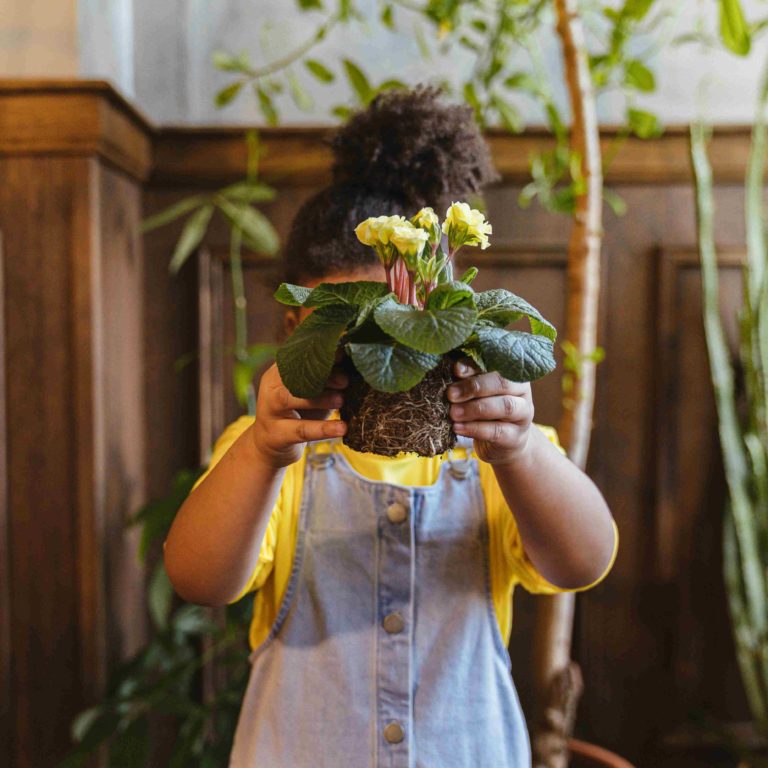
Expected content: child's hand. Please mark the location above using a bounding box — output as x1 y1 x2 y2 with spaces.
447 358 534 466
250 361 348 469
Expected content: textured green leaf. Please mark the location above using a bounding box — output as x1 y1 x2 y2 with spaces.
274 283 312 306
276 305 356 397
476 326 556 382
625 59 655 92
215 81 243 108
305 58 335 82
346 342 440 392
373 296 477 354
305 280 389 308
475 289 557 340
720 0 751 55
343 59 373 104
460 343 487 372
169 205 214 274
425 281 475 310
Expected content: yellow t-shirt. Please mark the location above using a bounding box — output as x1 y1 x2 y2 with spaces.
190 416 619 651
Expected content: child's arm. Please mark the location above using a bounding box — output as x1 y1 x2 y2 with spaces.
447 359 616 590
163 363 348 606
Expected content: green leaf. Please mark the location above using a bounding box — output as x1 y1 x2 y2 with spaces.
305 58 335 83
625 59 656 91
109 718 151 768
604 187 628 216
218 199 279 255
425 281 475 310
274 283 312 306
304 281 389 308
463 81 482 121
720 0 751 55
623 0 656 21
297 0 324 8
149 562 174 631
475 289 557 340
288 70 314 111
331 104 353 121
381 4 395 29
346 342 440 392
256 85 279 125
476 326 556 382
169 205 214 274
503 72 539 93
212 50 250 73
460 343 487 372
458 266 478 284
373 297 477 354
492 95 523 133
71 707 102 743
141 196 205 233
215 81 243 108
343 59 374 105
276 305 357 397
628 107 662 138
219 180 275 203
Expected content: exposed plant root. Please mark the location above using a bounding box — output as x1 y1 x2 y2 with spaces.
340 355 457 457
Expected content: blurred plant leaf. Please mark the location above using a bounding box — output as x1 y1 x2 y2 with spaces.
169 205 214 274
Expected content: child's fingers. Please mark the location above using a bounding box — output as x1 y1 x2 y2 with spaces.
449 394 530 424
452 420 514 443
276 418 347 445
274 388 344 413
446 371 528 402
453 357 481 378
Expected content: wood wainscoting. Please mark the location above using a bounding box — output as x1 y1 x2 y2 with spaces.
0 79 758 767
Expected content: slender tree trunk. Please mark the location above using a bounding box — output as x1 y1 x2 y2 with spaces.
532 2 603 766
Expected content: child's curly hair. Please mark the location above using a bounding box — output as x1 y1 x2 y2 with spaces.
281 84 499 284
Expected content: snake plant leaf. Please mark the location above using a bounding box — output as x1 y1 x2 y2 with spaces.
346 341 441 392
276 304 357 397
475 325 556 382
373 296 477 354
475 288 557 341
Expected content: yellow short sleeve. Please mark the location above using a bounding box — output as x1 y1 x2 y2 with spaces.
493 423 619 595
189 415 279 604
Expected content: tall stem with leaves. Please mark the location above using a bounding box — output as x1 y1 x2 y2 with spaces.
531 3 603 767
690 61 768 734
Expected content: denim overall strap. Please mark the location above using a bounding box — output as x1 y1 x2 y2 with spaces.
229 437 530 768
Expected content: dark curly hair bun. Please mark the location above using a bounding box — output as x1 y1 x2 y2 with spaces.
330 84 499 211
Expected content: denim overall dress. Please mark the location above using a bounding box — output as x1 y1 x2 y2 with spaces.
229 435 531 767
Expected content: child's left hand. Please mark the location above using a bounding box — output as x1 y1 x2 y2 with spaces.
446 358 534 466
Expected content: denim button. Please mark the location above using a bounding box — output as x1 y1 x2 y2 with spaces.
386 501 408 524
384 722 405 743
383 612 404 634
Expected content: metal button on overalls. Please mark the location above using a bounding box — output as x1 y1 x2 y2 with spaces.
386 500 408 523
228 436 532 767
383 612 405 634
384 722 405 744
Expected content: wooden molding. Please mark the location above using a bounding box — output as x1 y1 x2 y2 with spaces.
0 79 760 187
0 80 153 181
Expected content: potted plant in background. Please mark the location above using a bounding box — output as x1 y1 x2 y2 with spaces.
274 201 558 456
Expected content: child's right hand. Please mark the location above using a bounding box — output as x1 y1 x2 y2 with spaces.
249 361 349 469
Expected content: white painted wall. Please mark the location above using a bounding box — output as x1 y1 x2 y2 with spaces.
2 0 767 126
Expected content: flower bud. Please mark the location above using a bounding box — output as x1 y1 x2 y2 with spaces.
442 201 492 251
411 207 441 245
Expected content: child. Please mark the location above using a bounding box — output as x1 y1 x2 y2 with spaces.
164 85 619 768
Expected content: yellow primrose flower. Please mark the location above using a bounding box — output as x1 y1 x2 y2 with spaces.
390 223 430 269
354 214 407 247
442 201 492 250
410 207 441 245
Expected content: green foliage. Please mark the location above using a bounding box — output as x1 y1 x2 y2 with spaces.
719 0 751 55
274 279 557 396
61 468 257 767
691 94 768 733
